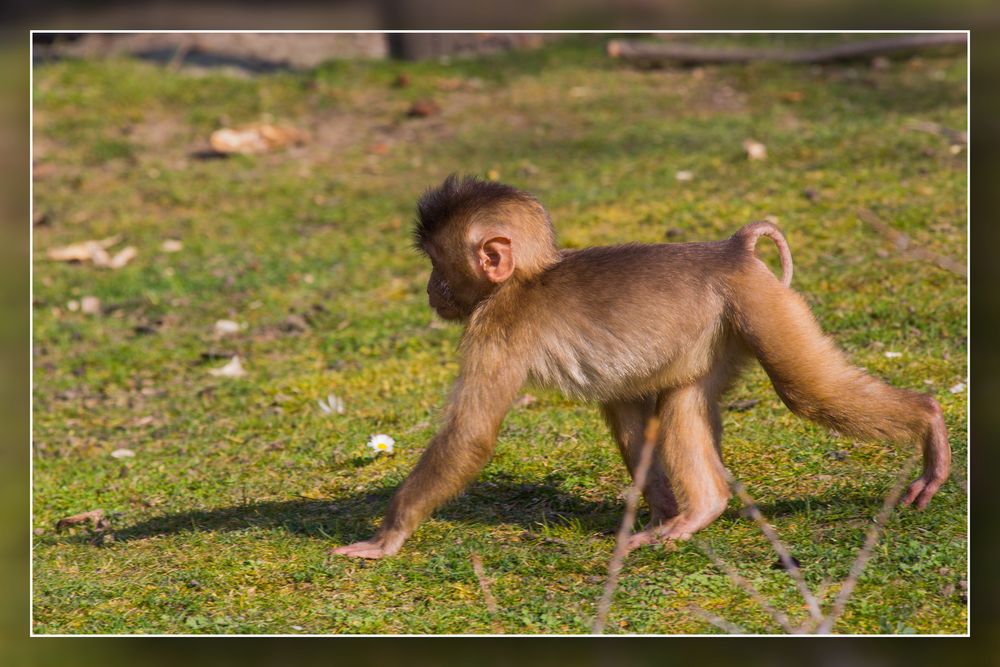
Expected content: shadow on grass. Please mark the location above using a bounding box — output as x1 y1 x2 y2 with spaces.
104 470 890 548
110 472 621 545
752 492 889 520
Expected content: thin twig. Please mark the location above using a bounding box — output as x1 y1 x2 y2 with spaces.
816 455 920 634
693 539 796 633
687 604 746 634
591 418 660 634
793 577 841 633
797 578 837 634
725 470 824 624
815 577 835 607
470 552 503 633
858 208 967 278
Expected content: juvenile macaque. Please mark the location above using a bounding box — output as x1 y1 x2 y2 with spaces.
332 175 950 559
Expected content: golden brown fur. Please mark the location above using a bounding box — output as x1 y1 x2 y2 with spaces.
332 175 950 559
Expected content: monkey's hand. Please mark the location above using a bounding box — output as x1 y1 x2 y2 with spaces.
330 534 404 559
899 472 946 510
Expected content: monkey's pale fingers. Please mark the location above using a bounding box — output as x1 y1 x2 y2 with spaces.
658 527 694 541
900 475 943 510
330 541 392 559
915 477 945 510
627 522 683 550
625 531 659 551
899 479 924 507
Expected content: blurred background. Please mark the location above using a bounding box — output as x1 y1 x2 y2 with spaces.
3 0 999 29
5 0 997 664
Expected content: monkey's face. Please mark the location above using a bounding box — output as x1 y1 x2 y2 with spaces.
426 267 466 320
421 242 494 321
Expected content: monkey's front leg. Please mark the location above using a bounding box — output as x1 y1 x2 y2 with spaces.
332 365 522 559
331 427 499 559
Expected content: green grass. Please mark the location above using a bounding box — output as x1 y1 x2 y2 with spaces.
32 35 967 635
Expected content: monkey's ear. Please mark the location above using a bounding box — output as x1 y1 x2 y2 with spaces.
477 236 515 283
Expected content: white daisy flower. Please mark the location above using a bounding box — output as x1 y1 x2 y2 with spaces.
367 434 395 455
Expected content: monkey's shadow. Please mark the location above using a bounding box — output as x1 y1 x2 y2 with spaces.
113 472 623 545
112 471 878 546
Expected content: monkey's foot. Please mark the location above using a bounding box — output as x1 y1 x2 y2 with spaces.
626 518 700 551
330 538 401 559
899 472 946 510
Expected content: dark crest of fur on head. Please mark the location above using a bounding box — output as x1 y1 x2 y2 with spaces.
413 173 531 251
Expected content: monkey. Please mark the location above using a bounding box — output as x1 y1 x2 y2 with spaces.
331 174 951 559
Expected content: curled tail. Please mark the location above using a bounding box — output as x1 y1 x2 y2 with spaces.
727 262 950 510
734 220 793 287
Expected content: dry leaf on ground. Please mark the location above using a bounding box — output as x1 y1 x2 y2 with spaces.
214 319 245 336
208 355 247 377
55 509 107 531
80 296 102 315
209 124 307 154
742 138 768 160
47 236 137 269
406 99 441 118
47 235 120 262
318 394 345 414
106 246 137 269
280 314 309 333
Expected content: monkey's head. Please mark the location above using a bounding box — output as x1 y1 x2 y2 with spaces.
413 174 559 320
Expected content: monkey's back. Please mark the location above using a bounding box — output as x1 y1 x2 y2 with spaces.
515 241 745 400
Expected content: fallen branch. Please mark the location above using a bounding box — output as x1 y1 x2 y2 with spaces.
470 552 503 633
858 208 966 278
591 418 660 634
608 33 966 66
815 455 920 634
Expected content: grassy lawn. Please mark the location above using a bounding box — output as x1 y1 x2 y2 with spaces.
31 35 967 634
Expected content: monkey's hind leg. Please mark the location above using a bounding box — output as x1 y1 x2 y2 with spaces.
730 263 951 510
601 397 679 525
627 385 730 550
